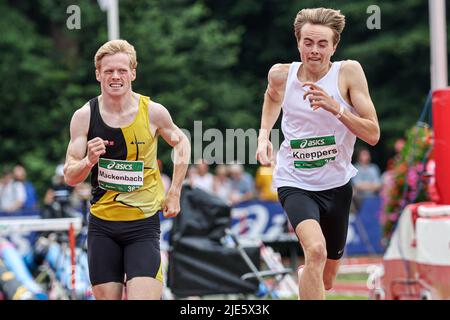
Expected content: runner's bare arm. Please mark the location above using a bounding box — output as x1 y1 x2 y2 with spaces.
151 103 190 191
150 102 190 217
339 60 380 146
259 64 289 139
64 105 108 186
256 63 289 165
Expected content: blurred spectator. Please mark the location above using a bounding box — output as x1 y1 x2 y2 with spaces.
52 164 73 205
13 164 38 210
379 137 407 230
186 164 197 186
380 137 406 204
228 162 255 205
190 159 214 194
41 164 76 219
70 182 91 224
157 159 171 195
255 152 278 202
0 167 26 213
212 164 232 203
386 137 405 171
352 148 382 211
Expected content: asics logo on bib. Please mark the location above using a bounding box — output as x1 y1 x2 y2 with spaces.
106 161 133 170
107 162 115 169
290 135 338 169
300 139 325 148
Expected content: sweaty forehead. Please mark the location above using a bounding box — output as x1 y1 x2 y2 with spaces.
301 23 334 42
99 52 131 69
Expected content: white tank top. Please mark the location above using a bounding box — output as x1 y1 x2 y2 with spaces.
273 61 357 191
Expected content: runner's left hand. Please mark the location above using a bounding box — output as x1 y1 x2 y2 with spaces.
163 189 181 218
302 82 340 115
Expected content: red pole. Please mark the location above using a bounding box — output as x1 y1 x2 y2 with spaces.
69 223 76 299
432 88 450 204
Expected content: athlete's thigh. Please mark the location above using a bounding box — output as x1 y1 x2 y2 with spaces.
124 238 162 282
320 181 353 259
123 214 162 282
87 215 124 285
278 186 321 230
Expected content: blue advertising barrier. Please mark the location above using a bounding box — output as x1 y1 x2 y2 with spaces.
345 196 384 255
159 199 291 250
161 196 383 256
230 200 290 242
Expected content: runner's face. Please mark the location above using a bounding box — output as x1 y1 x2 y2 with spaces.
96 53 136 97
298 23 336 72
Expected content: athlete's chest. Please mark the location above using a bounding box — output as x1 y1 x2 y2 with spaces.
100 108 138 128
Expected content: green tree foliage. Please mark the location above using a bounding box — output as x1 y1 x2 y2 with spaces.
203 0 449 167
119 0 254 166
1 0 449 200
1 0 249 197
0 0 104 196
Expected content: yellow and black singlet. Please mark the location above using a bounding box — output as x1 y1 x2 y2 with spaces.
87 95 165 221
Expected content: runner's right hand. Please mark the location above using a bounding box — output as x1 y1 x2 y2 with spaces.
256 137 273 166
86 137 108 167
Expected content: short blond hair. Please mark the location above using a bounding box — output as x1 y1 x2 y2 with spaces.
94 39 137 70
294 8 345 45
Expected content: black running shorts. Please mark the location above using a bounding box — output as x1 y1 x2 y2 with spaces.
277 181 353 259
87 213 162 286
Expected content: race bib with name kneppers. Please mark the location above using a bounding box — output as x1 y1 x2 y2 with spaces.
290 135 338 169
98 158 144 192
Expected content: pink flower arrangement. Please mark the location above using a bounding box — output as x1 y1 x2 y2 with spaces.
380 125 433 248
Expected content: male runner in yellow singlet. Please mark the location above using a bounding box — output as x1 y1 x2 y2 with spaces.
64 39 191 300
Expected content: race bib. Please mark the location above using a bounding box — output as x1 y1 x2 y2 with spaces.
290 135 338 169
98 158 144 192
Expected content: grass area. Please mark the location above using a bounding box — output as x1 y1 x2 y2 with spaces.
326 294 369 300
335 273 368 282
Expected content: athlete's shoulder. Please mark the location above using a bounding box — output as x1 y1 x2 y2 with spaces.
148 99 171 126
340 60 365 76
340 60 368 88
268 63 291 86
69 102 91 136
148 99 165 113
72 102 91 122
70 101 91 130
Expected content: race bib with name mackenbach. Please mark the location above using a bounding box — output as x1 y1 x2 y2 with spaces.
290 135 338 169
98 158 144 192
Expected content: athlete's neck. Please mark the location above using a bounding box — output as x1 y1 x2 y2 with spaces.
298 62 332 83
99 91 138 113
